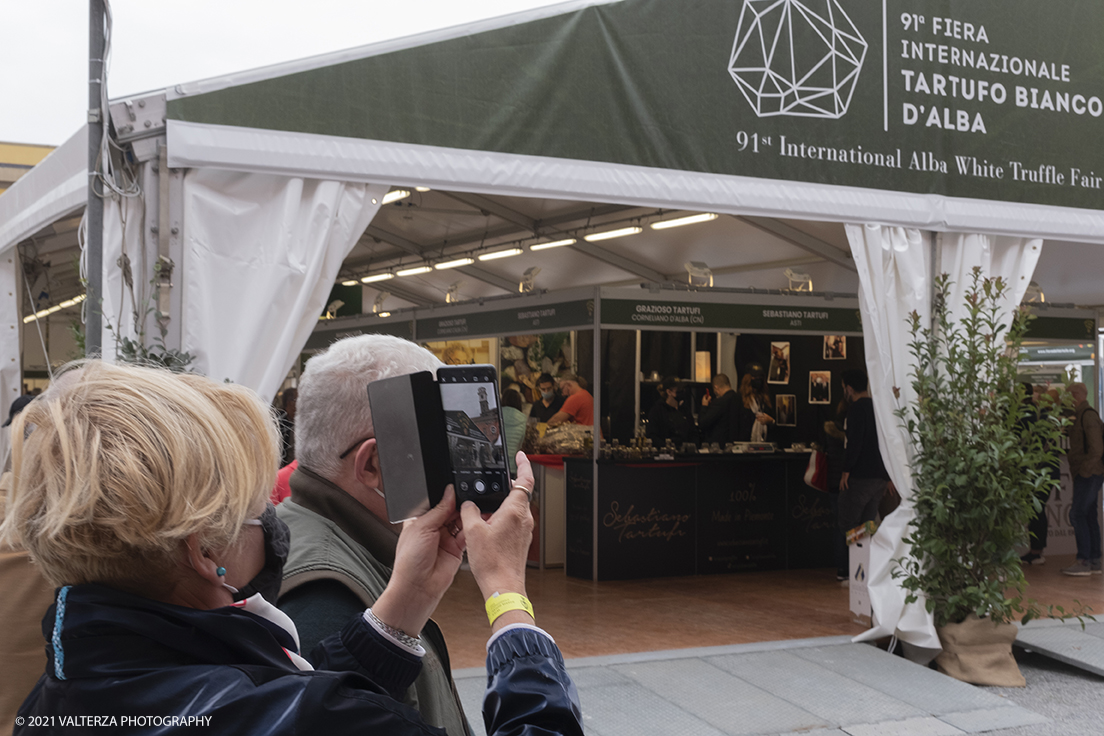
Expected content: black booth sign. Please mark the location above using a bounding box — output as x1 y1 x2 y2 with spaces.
601 299 862 333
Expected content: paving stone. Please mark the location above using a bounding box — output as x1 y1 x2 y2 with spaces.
611 657 828 735
938 706 1048 733
843 716 965 736
708 649 926 727
793 644 1011 715
574 681 729 736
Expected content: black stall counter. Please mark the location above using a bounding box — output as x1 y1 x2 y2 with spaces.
565 453 836 580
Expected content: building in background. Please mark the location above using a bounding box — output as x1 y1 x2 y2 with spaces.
0 142 54 197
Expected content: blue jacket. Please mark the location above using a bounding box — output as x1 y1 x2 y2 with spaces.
16 585 583 735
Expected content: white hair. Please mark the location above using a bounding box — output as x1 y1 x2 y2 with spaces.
295 334 442 481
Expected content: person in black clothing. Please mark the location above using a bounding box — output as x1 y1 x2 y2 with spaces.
528 372 565 423
838 369 891 533
1018 382 1059 565
824 396 851 580
699 373 738 446
646 376 698 448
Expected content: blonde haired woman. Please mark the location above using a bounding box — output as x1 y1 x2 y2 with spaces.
2 361 581 735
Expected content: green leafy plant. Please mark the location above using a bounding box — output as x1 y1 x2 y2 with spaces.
102 277 195 373
895 268 1083 627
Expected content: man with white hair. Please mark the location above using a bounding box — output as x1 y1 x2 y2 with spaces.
277 334 470 736
1061 382 1104 577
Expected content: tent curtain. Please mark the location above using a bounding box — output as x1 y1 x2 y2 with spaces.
0 253 21 467
180 170 384 402
845 225 1042 662
101 162 158 359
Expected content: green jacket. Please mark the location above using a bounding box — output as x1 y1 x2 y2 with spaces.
277 467 471 736
1069 401 1104 478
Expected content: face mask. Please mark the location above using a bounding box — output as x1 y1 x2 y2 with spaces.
541 390 554 400
225 505 290 604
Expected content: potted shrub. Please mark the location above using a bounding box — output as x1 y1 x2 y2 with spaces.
895 268 1074 686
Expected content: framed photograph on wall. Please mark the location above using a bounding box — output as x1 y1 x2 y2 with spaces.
809 371 831 405
776 394 796 426
823 335 846 360
767 341 790 385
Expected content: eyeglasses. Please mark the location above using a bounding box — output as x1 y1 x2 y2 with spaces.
338 436 373 459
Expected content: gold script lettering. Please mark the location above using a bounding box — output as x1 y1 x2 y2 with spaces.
602 502 691 543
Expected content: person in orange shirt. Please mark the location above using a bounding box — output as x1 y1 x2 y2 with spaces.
546 374 593 427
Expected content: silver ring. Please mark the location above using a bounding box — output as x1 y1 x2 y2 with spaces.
447 522 460 537
512 484 533 501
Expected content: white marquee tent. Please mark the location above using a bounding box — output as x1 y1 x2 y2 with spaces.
2 0 1102 661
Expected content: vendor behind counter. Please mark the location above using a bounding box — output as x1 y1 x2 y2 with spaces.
646 376 698 447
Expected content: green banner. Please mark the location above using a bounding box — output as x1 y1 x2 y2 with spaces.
170 0 1104 211
601 299 862 332
303 319 414 350
1024 315 1097 341
415 300 593 340
1019 344 1095 362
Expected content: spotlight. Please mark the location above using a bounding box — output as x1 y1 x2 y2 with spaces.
783 268 813 292
446 281 464 304
372 292 390 314
684 261 713 288
382 189 411 204
519 266 541 294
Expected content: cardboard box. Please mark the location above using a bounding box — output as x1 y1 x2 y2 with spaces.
848 530 872 627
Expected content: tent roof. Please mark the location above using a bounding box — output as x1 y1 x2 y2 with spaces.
163 0 1104 245
4 0 1103 314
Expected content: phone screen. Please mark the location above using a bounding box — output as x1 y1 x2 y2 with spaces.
437 365 512 511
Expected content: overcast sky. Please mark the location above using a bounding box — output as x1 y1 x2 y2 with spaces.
1 0 568 146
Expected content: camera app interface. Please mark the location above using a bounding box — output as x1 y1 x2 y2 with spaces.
439 375 509 497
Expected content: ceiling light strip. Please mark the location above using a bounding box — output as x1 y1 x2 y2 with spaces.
478 248 523 261
530 238 577 251
584 226 643 242
651 213 718 230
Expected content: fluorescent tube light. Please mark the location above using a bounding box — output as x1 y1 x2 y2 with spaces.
584 226 642 242
377 311 391 318
396 265 432 277
361 273 394 283
414 186 431 192
382 189 411 204
23 294 86 324
530 238 577 251
435 257 475 270
341 279 359 286
651 213 718 230
478 248 523 261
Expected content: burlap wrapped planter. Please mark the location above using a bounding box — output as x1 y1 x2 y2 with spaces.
935 614 1025 687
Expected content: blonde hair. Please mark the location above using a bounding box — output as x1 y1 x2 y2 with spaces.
0 361 280 588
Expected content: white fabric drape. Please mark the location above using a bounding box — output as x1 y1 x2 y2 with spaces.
845 225 1042 662
180 170 384 402
101 162 157 358
0 253 21 467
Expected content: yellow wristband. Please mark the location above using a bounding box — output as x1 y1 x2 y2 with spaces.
485 592 534 626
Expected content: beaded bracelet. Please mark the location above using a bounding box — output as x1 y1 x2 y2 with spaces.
366 608 422 650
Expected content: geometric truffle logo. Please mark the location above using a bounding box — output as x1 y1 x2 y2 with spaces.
728 0 867 118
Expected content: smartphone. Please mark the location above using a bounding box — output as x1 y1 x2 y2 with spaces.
368 371 451 523
437 364 512 512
